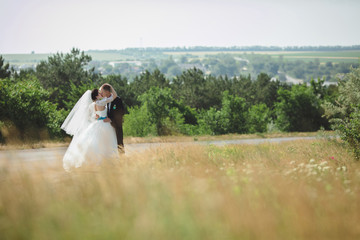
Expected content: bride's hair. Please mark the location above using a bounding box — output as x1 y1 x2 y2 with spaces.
91 89 99 101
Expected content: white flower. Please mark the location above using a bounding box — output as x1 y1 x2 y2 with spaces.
320 161 328 166
344 180 351 184
309 159 315 163
306 164 316 169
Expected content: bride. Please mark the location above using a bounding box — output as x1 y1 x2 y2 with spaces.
61 84 119 171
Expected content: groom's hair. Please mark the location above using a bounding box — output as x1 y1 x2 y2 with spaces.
91 89 99 101
102 84 111 92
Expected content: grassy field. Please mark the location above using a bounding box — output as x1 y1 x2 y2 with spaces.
3 50 360 66
1 53 51 65
1 138 359 239
1 52 128 65
164 50 360 63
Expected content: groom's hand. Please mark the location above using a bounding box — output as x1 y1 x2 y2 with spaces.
103 117 112 123
95 114 99 120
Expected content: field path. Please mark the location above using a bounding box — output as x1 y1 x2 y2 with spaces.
0 136 319 163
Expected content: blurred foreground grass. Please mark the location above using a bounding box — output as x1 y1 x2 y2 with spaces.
0 139 359 239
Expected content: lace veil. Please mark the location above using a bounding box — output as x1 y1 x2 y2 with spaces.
61 90 95 136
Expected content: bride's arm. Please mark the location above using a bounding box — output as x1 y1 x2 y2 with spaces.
96 94 114 106
100 83 118 99
109 85 118 99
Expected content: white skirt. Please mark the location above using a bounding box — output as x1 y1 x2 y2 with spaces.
63 120 119 171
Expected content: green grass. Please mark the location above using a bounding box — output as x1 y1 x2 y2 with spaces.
164 50 360 63
1 53 51 65
86 52 128 61
3 50 359 66
267 51 360 63
1 52 129 65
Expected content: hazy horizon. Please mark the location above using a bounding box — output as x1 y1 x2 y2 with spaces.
1 0 360 54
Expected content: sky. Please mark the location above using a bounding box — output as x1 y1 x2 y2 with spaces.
0 0 359 53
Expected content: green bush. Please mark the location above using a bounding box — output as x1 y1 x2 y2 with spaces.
62 81 98 111
324 67 360 159
336 107 360 159
198 91 248 135
275 85 326 132
0 75 65 141
123 105 156 137
124 87 198 136
247 104 271 133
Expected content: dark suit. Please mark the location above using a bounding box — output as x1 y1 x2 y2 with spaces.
107 96 125 148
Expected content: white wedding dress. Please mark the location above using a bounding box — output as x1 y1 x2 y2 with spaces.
62 91 119 171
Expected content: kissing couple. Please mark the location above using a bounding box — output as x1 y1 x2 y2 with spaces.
61 83 125 171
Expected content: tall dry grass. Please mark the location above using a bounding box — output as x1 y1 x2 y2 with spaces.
0 139 359 239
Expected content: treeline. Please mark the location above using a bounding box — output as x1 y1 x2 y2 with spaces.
88 45 360 54
88 52 358 83
1 49 359 158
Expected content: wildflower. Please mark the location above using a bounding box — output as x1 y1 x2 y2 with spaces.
344 180 351 184
342 166 347 172
309 159 315 163
320 161 328 166
289 160 296 165
306 164 316 169
322 166 331 171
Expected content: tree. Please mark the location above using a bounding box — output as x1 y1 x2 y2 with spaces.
199 91 247 135
130 69 170 106
275 84 327 132
0 56 11 79
167 65 182 77
124 87 197 136
180 55 188 64
171 68 210 109
247 104 271 133
0 75 65 142
265 62 279 75
62 81 98 111
252 73 280 109
36 48 100 109
159 56 177 74
323 67 360 159
230 74 254 103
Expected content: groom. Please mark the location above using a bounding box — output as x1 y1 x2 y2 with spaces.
100 84 126 153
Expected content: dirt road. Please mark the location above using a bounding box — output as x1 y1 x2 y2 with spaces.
0 136 319 163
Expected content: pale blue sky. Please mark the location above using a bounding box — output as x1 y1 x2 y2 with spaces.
0 0 359 53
